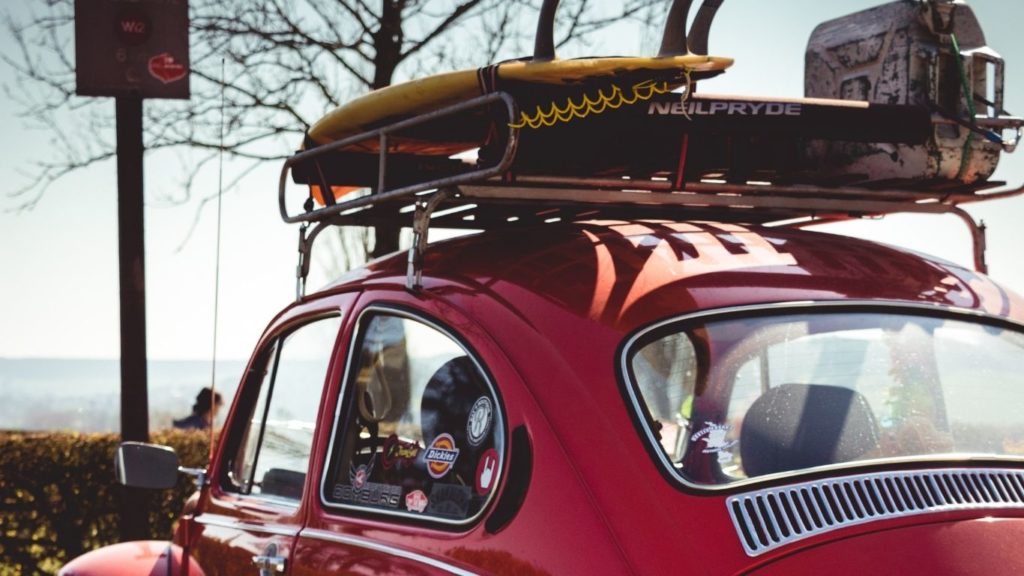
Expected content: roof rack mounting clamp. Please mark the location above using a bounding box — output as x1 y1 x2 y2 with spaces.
949 205 988 274
407 187 456 291
296 221 330 301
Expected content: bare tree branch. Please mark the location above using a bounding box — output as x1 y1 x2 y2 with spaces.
400 0 485 61
3 0 665 267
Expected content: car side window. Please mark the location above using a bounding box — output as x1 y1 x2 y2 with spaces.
324 311 504 525
224 315 341 502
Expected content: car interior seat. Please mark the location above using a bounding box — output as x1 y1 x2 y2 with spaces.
740 383 881 478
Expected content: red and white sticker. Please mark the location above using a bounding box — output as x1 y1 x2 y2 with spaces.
424 433 460 479
405 490 428 513
148 53 187 84
475 448 499 496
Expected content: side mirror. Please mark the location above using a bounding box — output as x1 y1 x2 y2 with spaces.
115 442 180 489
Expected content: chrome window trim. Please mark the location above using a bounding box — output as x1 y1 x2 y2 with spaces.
318 304 506 527
194 514 300 538
727 467 1024 556
619 299 1024 492
300 528 478 575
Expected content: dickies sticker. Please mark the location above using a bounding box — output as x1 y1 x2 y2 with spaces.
425 433 460 479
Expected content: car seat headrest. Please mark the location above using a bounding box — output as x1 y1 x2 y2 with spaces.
740 383 880 478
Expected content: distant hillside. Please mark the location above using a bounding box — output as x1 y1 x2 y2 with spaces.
0 358 245 432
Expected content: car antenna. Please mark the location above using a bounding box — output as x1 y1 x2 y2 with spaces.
208 57 227 460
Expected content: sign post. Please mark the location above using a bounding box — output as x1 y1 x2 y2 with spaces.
74 0 189 542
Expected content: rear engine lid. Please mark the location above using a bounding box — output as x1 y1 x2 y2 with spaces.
750 516 1024 575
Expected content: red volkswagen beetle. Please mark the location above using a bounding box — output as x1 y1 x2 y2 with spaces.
64 220 1024 575
62 0 1024 574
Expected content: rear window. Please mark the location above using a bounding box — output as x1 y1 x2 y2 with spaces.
623 307 1024 488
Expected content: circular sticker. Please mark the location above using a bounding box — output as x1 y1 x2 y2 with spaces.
475 448 500 496
466 396 494 447
425 433 461 479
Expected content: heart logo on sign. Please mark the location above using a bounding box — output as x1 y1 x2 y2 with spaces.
148 53 187 84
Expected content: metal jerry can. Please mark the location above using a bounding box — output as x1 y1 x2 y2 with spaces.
804 0 1019 184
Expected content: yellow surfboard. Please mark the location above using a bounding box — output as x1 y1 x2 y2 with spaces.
306 55 733 147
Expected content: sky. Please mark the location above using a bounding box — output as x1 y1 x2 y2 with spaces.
1 0 1023 362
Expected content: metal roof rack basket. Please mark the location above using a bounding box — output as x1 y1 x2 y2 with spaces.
277 0 1024 294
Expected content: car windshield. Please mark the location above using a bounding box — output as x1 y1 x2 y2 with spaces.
625 310 1024 487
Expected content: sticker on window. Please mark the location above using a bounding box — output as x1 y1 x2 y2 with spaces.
426 483 472 518
382 434 421 470
466 396 494 447
405 489 428 513
475 448 499 496
425 433 461 479
691 422 737 454
332 459 402 508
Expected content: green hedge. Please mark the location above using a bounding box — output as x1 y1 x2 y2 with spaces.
0 431 212 576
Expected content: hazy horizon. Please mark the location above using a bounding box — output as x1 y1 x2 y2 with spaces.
0 357 245 432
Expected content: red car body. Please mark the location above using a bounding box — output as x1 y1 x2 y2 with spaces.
63 221 1024 575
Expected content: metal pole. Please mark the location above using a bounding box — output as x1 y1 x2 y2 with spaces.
115 94 150 542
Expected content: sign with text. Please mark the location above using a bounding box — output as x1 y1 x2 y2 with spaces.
75 0 190 99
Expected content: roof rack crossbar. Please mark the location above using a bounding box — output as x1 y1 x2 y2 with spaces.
506 175 978 203
457 184 957 215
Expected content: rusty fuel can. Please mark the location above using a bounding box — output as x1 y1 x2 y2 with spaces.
804 0 1018 184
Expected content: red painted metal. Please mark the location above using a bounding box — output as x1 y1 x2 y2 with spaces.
57 541 201 576
751 517 1024 575
65 221 1024 575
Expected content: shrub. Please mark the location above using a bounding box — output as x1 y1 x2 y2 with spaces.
0 430 212 575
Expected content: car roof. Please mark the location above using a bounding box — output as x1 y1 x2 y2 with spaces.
322 220 1024 333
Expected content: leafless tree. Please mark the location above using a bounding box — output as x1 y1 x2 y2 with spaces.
4 0 665 265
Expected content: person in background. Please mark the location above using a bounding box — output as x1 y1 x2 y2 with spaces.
173 387 224 431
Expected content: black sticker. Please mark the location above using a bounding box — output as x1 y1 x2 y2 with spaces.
426 483 473 519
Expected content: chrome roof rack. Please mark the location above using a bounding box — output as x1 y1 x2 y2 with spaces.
278 89 1022 295
279 0 1024 295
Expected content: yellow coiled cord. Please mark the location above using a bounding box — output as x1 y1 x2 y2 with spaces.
509 75 688 129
